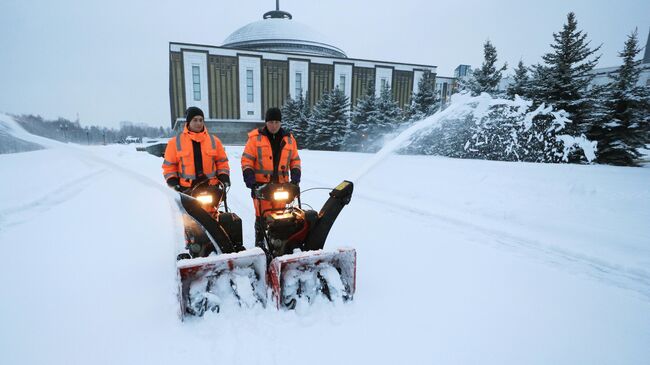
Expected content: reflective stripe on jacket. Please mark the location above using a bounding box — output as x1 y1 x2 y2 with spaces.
241 128 301 183
162 126 230 187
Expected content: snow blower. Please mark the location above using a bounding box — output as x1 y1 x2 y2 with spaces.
175 180 356 318
253 180 356 309
175 180 267 318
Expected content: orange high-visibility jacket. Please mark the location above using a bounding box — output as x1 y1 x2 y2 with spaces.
241 128 301 183
162 126 230 187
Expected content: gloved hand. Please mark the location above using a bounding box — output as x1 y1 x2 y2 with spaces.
217 173 231 188
167 177 183 192
290 168 301 186
243 169 256 189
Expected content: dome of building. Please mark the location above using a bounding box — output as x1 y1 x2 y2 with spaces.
222 9 347 58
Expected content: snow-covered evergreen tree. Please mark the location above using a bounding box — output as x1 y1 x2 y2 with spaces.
346 83 378 151
308 87 350 151
376 84 403 130
589 29 650 166
464 40 507 96
281 95 300 130
507 60 531 99
281 92 311 148
463 98 595 162
400 93 597 163
406 70 440 121
529 12 601 138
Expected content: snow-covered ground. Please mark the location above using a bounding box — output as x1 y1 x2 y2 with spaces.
1 114 649 364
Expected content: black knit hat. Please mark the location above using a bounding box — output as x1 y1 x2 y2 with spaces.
185 106 204 124
265 107 282 122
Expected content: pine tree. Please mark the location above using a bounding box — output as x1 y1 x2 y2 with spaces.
281 95 301 130
530 12 601 137
465 40 507 96
375 83 403 131
281 92 311 147
346 83 378 151
308 88 350 151
297 91 312 147
590 29 650 166
407 70 439 121
507 60 530 99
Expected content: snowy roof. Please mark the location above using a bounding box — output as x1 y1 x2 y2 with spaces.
222 18 347 58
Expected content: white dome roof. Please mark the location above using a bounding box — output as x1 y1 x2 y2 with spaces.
222 18 347 58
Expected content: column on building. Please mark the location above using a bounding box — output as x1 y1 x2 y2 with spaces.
374 67 393 97
183 51 210 115
334 63 353 101
412 70 424 96
289 60 309 100
238 56 262 120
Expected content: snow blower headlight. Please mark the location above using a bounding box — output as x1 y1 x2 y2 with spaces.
196 194 213 205
273 190 290 201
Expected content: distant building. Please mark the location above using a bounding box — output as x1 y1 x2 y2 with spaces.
169 4 437 143
435 76 456 104
454 64 471 78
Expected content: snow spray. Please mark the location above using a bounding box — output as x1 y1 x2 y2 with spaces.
350 93 488 183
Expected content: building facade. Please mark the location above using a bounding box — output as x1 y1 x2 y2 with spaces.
169 7 436 143
435 76 456 104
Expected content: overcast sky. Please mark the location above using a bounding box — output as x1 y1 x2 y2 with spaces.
0 0 648 128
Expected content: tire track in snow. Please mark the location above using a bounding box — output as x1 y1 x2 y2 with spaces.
63 146 259 249
0 169 106 229
59 146 190 252
302 176 650 300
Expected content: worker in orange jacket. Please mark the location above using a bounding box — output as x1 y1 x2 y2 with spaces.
162 107 230 191
241 107 301 246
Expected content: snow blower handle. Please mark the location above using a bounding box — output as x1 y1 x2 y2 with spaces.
219 180 229 212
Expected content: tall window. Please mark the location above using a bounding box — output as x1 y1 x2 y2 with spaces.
246 69 254 103
295 72 302 97
192 65 201 101
381 77 388 89
339 75 346 92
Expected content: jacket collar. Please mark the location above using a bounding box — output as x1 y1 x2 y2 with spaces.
183 125 208 142
260 126 287 139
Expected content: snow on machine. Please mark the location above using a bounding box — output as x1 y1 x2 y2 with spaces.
253 181 356 309
175 179 356 318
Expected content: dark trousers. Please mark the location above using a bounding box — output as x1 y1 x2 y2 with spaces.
254 217 265 247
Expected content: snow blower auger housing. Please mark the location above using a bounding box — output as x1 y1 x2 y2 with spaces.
254 180 357 309
175 180 267 319
177 248 267 317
